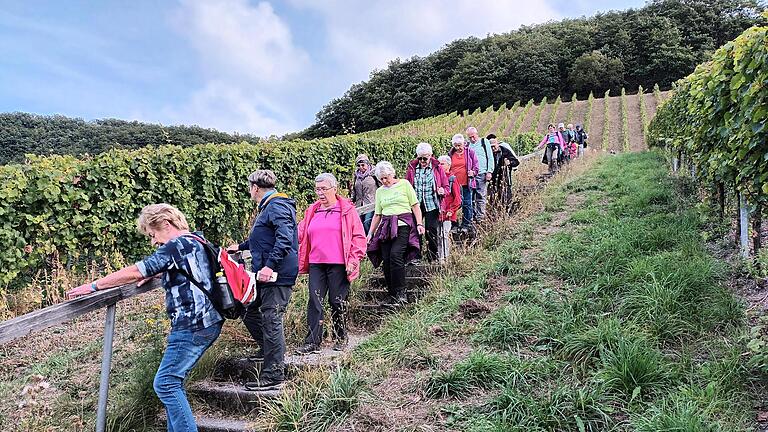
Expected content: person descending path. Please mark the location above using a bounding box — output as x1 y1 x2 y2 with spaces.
296 173 367 354
537 124 566 175
367 161 425 306
228 170 298 391
465 126 495 223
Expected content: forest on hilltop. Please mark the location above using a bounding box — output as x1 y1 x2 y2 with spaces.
0 113 260 165
300 0 765 138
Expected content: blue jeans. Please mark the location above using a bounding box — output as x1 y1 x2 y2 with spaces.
461 185 474 228
154 321 223 432
360 210 374 234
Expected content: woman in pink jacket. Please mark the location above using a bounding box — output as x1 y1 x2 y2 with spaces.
296 173 367 354
537 123 566 174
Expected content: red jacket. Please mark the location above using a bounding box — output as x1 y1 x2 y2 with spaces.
440 175 462 222
297 196 367 281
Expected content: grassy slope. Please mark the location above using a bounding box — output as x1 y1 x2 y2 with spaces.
315 152 756 432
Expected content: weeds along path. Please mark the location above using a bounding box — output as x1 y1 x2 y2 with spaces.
333 152 756 432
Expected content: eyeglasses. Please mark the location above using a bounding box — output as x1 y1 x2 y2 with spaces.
315 186 334 193
417 156 429 161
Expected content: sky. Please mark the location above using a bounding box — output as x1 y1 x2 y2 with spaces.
0 0 647 136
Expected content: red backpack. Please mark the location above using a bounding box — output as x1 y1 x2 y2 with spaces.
181 234 257 319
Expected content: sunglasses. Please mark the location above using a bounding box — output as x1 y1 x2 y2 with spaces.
417 156 429 161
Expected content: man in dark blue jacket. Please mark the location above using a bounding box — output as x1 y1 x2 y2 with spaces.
229 169 298 390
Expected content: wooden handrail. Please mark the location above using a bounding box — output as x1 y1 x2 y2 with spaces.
0 278 162 344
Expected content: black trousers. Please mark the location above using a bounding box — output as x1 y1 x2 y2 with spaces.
381 225 409 298
242 284 292 381
305 264 350 345
420 204 439 261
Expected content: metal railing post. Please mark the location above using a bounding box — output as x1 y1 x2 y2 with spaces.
96 304 117 432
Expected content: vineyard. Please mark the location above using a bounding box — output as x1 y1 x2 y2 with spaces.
649 14 767 263
361 86 670 154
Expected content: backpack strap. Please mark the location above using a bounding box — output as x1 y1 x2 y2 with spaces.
480 138 490 172
174 234 225 312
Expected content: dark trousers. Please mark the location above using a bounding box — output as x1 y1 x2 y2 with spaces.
420 204 439 261
545 145 559 174
381 225 409 298
460 185 474 227
305 264 349 344
243 284 292 381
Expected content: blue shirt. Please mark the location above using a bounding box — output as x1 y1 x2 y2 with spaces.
468 137 496 175
136 232 223 331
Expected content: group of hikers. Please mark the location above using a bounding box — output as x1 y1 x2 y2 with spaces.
64 123 580 431
537 122 589 174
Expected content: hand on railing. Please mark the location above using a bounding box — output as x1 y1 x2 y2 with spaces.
66 283 95 300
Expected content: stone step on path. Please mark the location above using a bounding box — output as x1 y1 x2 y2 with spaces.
212 333 369 383
180 334 370 431
197 416 256 432
189 380 281 413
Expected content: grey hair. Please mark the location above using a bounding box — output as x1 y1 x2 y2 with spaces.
415 142 433 157
437 155 451 165
374 161 396 179
248 169 276 189
465 126 478 134
451 133 465 144
315 172 338 188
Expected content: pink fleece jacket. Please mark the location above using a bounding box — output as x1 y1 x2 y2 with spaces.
298 196 367 281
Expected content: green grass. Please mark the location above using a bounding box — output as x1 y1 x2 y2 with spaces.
473 304 546 350
430 152 754 432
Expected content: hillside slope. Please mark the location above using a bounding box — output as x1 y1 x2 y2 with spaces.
362 88 672 152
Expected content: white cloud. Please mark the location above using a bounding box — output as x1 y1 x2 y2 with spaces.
160 81 298 136
289 0 561 81
174 0 310 86
162 0 309 135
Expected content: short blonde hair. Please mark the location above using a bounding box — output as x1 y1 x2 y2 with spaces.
137 203 190 235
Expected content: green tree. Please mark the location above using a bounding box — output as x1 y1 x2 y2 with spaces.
568 51 625 96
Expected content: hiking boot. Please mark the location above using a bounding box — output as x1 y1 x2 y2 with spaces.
244 377 284 391
247 349 265 362
295 343 320 355
332 338 348 352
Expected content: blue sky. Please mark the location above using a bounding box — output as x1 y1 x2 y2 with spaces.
0 0 647 136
